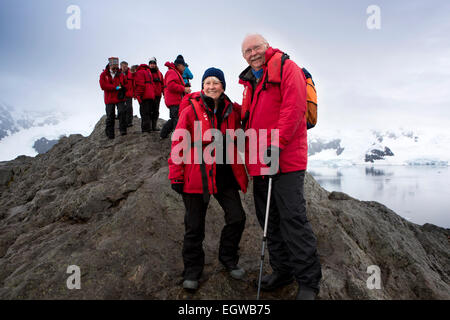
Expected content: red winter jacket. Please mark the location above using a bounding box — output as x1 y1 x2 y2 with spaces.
239 47 308 176
123 70 134 98
163 62 185 107
168 91 248 194
151 68 164 97
99 67 126 105
134 64 155 103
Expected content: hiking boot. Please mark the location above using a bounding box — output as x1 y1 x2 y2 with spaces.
220 260 246 280
259 272 294 291
296 286 317 300
229 267 246 280
152 121 160 131
182 279 199 291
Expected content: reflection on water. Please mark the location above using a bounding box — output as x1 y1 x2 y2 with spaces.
308 169 342 188
308 165 450 228
365 167 393 177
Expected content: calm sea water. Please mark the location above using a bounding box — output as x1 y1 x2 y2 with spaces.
308 165 450 228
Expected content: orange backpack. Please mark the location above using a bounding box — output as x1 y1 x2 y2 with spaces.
301 67 318 129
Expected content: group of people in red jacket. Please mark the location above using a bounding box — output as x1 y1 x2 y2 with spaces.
99 55 189 139
167 34 322 300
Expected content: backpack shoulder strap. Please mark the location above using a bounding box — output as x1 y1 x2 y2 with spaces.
280 53 290 80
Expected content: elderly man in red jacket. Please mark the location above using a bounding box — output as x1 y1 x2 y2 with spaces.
99 57 127 139
239 34 322 300
160 55 191 139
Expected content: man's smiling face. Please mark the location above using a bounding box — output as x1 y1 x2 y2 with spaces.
242 35 269 71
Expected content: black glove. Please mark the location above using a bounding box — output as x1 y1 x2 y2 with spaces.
171 182 184 195
263 145 281 176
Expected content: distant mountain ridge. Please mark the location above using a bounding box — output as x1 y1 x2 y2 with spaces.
0 102 60 141
308 128 450 166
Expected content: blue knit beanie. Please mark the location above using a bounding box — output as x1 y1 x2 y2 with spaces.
201 67 226 91
174 55 186 66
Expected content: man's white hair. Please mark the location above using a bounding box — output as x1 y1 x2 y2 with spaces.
241 33 269 53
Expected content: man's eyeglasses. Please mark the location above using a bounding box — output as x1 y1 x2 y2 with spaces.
243 44 265 57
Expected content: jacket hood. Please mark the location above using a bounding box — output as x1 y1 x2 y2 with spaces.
165 61 177 70
197 91 233 119
239 46 284 83
264 47 283 64
165 61 183 78
137 64 150 71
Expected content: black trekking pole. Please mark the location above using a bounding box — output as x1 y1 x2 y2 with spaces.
257 177 273 300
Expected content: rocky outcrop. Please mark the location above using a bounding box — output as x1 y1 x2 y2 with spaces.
365 146 394 163
0 116 448 299
33 137 60 154
308 139 344 156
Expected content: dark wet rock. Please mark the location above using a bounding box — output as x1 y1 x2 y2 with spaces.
365 147 394 163
0 116 448 299
308 139 344 156
33 138 59 154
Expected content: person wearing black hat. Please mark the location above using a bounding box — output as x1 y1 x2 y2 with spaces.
160 55 191 139
168 67 248 291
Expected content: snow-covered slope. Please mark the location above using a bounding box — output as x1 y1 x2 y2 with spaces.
0 102 61 141
0 101 102 161
0 110 99 161
308 127 450 167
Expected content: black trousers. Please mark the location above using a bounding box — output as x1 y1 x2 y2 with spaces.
150 96 161 130
139 99 154 132
105 102 126 138
160 105 179 138
125 97 133 126
182 188 246 280
253 170 322 292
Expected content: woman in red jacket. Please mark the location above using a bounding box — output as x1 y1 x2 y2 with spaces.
160 55 191 139
168 68 248 291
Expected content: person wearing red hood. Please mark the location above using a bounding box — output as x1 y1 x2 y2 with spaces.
168 68 248 291
99 57 127 139
160 55 191 139
134 62 156 133
121 61 134 127
149 57 164 131
239 34 322 300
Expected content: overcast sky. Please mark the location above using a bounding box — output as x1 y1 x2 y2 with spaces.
0 0 449 133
